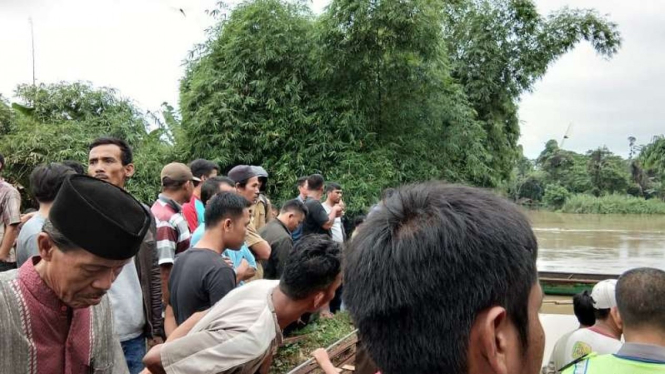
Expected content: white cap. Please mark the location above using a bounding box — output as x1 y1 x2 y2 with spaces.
591 279 617 309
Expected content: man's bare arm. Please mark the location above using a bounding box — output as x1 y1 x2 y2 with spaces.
159 263 172 306
0 224 18 260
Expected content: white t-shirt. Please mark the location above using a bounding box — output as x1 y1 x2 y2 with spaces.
322 202 344 243
561 327 622 368
542 329 576 374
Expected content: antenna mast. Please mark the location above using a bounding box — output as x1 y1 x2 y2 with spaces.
29 17 36 86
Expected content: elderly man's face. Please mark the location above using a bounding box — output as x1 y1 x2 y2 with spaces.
38 233 129 309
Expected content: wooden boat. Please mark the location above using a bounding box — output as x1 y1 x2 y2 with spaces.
539 271 619 296
287 331 360 374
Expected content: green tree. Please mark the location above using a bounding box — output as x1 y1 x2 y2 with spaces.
0 82 174 204
586 146 629 196
444 0 621 182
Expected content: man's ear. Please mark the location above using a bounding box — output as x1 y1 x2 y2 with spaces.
611 306 622 331
223 218 233 232
312 291 326 310
469 306 511 374
124 163 135 179
37 233 56 262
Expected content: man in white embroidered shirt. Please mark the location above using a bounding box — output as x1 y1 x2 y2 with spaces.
142 234 342 374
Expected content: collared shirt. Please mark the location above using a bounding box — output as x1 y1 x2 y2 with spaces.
181 196 204 234
615 342 665 363
259 219 293 280
160 280 283 374
0 180 21 262
151 194 191 265
0 258 128 374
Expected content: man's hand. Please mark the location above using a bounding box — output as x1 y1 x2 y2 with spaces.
147 337 164 349
333 204 343 218
235 259 256 283
222 256 233 268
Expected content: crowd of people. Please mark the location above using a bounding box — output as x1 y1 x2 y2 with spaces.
0 138 662 374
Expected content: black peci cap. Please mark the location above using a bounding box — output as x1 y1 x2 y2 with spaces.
49 174 151 260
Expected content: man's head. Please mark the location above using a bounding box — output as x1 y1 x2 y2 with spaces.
296 176 308 197
88 137 135 188
200 176 236 206
189 159 219 189
590 279 621 331
344 182 543 374
160 162 195 204
280 234 342 312
325 182 343 205
306 174 325 200
38 175 151 309
62 160 85 175
252 166 268 192
572 290 596 328
278 199 308 232
381 187 395 203
616 267 665 339
204 191 251 250
228 165 260 204
0 153 4 174
29 163 76 204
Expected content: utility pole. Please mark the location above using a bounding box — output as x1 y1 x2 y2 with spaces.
29 17 36 86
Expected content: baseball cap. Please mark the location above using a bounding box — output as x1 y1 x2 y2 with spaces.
228 165 257 184
591 279 617 309
160 163 194 185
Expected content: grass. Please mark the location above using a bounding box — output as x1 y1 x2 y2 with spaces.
270 312 355 374
560 194 665 214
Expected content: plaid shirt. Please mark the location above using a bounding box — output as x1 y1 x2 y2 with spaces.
0 180 21 262
151 194 191 265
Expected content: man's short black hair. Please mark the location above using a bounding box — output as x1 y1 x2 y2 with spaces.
307 174 324 191
344 182 538 374
616 267 665 332
89 137 133 165
29 163 75 204
594 308 611 320
296 176 308 188
325 182 342 193
280 199 308 216
0 153 5 171
189 159 219 186
204 191 251 229
200 176 235 206
573 290 596 327
62 160 85 174
280 235 341 300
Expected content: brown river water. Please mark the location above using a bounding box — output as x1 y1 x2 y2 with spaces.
528 211 665 275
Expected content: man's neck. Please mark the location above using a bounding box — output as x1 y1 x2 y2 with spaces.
624 329 665 347
38 202 53 217
324 198 336 207
592 319 622 340
161 191 185 205
195 232 225 255
307 191 322 201
271 286 310 330
193 187 201 200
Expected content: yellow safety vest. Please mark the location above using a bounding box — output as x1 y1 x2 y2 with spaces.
562 352 665 374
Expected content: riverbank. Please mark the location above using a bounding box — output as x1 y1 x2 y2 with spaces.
559 194 665 214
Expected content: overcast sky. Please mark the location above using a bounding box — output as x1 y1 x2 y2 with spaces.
1 0 663 158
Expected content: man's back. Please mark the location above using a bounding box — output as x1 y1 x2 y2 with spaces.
16 213 46 267
562 351 665 374
169 248 236 325
159 280 282 374
259 219 293 279
562 328 622 366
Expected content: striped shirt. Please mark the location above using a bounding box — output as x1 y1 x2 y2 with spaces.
151 194 191 265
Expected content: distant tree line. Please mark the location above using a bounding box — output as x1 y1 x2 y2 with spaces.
0 0 623 215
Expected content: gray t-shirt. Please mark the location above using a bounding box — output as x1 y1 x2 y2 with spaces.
16 213 46 267
169 248 236 326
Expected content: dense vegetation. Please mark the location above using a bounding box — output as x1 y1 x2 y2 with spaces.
507 137 665 213
0 0 640 216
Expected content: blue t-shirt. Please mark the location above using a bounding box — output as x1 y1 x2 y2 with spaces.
194 199 205 228
190 224 257 286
